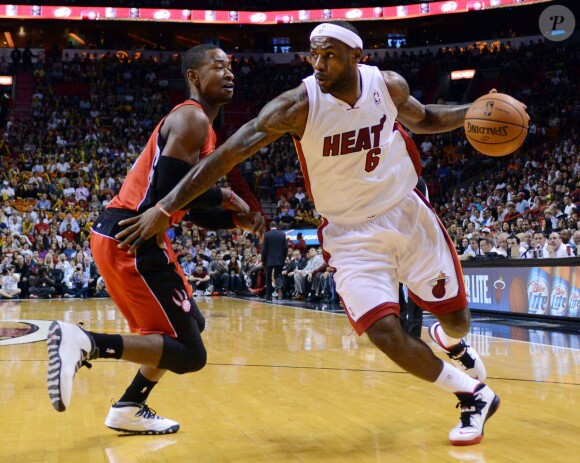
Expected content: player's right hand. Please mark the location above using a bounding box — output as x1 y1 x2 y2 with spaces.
116 207 170 254
221 188 250 213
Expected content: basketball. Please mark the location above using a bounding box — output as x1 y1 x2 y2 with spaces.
464 93 529 157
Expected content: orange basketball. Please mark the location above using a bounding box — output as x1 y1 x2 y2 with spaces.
464 93 529 157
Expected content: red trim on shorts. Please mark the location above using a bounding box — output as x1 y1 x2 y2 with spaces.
292 136 315 204
316 218 331 264
348 302 400 336
408 189 468 315
393 121 421 177
318 218 399 336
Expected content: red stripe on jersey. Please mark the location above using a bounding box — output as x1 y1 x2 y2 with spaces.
108 100 214 220
393 121 422 177
292 136 315 204
408 188 468 314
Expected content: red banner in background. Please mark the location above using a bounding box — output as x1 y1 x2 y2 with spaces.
0 1 553 24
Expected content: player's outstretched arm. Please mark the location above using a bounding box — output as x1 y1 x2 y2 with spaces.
116 85 308 252
383 70 471 134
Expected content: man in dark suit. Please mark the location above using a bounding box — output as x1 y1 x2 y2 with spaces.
281 249 307 298
261 222 288 300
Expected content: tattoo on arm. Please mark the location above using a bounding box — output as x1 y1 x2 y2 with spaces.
158 87 306 213
421 104 471 133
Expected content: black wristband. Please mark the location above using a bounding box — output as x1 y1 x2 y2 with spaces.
187 208 235 230
184 187 223 210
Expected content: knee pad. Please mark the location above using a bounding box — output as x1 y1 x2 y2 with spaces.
158 335 207 375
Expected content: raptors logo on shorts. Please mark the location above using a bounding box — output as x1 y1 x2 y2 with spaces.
172 289 191 313
428 272 451 299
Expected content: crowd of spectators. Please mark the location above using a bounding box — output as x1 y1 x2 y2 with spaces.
0 37 578 302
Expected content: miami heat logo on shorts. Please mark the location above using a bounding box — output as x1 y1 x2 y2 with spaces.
172 289 191 313
428 271 451 299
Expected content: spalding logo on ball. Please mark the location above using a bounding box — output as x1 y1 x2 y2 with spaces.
464 93 529 157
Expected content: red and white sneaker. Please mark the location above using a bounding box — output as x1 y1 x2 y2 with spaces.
429 322 487 381
449 383 500 446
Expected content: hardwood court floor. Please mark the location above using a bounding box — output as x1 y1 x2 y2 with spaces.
0 297 579 463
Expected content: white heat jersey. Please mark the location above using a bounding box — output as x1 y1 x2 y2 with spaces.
295 64 421 225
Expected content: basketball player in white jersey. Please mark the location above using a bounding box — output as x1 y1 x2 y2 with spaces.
117 22 528 446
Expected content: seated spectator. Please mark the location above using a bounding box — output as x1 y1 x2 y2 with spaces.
94 276 109 298
506 234 527 259
180 252 196 277
479 237 501 257
36 193 51 210
282 249 307 298
547 232 571 258
28 265 56 299
0 265 21 299
208 253 229 294
320 266 338 303
293 247 325 301
244 254 265 295
63 263 89 298
60 223 77 243
188 263 211 296
495 233 509 257
571 230 580 256
462 238 481 258
294 186 307 206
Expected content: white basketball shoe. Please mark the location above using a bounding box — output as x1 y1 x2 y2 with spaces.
429 322 486 381
449 383 500 446
46 321 97 412
105 401 180 435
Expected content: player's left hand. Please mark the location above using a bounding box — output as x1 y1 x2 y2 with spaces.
489 88 530 121
233 211 266 237
115 207 170 254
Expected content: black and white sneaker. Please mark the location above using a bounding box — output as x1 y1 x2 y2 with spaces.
105 401 180 435
449 383 500 446
429 322 486 381
46 321 97 412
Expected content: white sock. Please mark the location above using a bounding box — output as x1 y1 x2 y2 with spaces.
434 323 463 351
435 361 480 393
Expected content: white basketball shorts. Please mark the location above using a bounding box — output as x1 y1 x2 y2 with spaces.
318 189 467 335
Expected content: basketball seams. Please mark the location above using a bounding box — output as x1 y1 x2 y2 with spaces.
471 96 525 126
464 93 528 155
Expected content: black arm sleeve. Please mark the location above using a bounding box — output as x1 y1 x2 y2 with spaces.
187 208 236 230
182 187 223 210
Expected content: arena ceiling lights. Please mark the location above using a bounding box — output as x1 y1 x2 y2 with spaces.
0 1 555 24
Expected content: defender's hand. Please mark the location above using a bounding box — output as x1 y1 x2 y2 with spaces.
116 207 170 253
233 211 266 237
222 189 250 213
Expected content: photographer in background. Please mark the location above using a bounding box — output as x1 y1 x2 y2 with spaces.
0 266 21 299
63 263 89 299
28 265 56 299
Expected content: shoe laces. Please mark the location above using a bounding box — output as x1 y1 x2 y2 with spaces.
448 341 476 370
136 404 162 420
455 391 486 428
76 322 99 370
